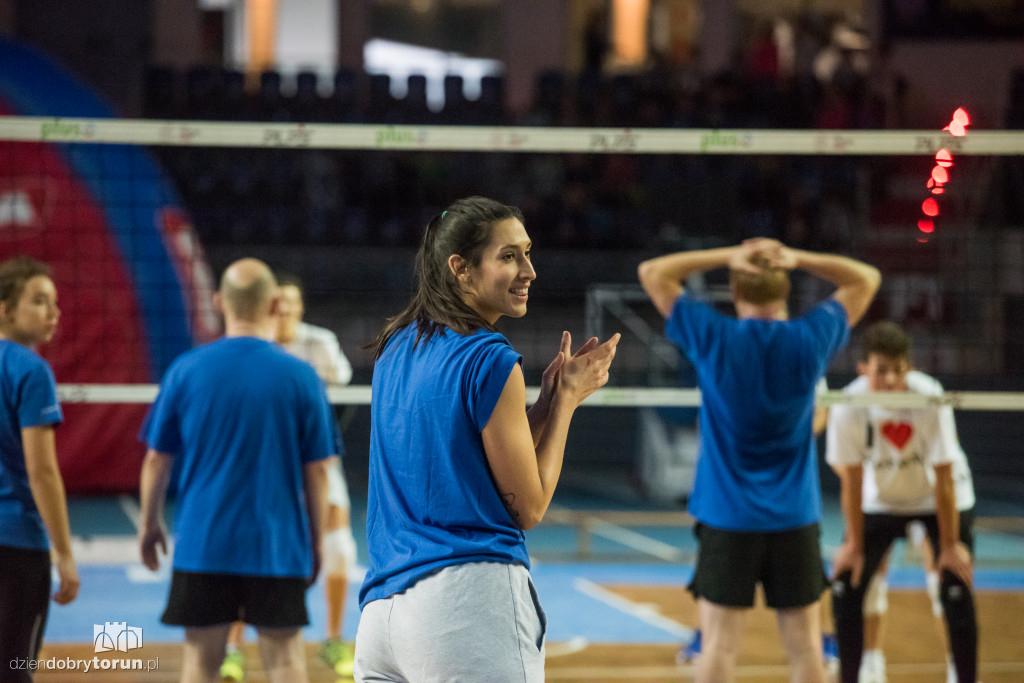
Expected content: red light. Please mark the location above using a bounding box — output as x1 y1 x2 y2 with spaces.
944 107 970 137
916 109 967 236
944 122 967 137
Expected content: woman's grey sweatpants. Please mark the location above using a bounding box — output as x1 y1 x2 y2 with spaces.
355 561 547 682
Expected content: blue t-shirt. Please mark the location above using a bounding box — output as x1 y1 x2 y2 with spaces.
142 336 335 577
359 325 526 608
666 295 849 531
0 340 63 551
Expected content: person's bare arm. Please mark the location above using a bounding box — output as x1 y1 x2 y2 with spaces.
637 246 744 319
789 249 881 326
323 333 353 387
813 406 830 435
138 449 174 572
933 463 973 587
23 425 79 604
483 332 619 530
832 463 865 587
303 458 331 583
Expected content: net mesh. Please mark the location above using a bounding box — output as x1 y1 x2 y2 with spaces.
2 116 1023 498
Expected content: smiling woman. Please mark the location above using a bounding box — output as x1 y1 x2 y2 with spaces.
453 216 535 324
357 196 620 682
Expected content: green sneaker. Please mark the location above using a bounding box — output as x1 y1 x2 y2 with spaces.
320 639 354 677
219 650 245 682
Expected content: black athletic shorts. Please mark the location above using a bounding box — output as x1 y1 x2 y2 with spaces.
862 508 975 561
689 522 828 609
0 544 51 681
162 570 309 628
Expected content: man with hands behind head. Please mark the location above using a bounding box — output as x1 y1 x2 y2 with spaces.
639 238 880 683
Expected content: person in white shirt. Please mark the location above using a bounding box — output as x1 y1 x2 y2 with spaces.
855 519 958 683
275 286 353 388
827 321 977 683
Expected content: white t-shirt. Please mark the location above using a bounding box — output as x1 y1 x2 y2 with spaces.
826 370 975 514
282 321 353 509
281 321 352 387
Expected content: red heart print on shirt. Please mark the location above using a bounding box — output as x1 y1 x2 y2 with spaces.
881 421 913 449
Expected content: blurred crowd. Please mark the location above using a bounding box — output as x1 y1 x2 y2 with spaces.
139 12 917 254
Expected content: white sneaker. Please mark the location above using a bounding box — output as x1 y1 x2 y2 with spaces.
858 650 886 683
946 658 983 683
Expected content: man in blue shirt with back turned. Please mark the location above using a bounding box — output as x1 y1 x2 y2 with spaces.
138 258 334 683
639 238 880 683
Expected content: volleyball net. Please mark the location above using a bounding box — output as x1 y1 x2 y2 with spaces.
49 382 1024 412
4 114 1024 153
2 114 1024 500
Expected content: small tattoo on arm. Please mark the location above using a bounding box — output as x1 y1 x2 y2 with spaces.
500 492 521 523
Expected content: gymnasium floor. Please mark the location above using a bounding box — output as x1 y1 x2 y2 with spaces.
35 483 1024 682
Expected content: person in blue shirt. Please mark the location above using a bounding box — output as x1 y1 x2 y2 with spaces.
638 238 879 683
354 196 620 682
0 256 79 682
138 258 334 683
220 275 358 681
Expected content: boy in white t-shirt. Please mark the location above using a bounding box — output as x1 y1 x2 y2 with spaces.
827 321 977 683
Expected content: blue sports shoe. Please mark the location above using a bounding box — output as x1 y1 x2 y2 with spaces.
823 632 839 674
677 629 702 664
822 633 837 658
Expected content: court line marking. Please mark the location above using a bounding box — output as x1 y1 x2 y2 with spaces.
572 578 693 639
545 637 589 658
544 507 687 561
587 520 685 562
118 494 141 530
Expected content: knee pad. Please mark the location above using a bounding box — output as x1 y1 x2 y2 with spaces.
939 573 976 634
925 571 942 617
322 528 357 575
863 575 888 616
907 520 927 550
830 575 863 625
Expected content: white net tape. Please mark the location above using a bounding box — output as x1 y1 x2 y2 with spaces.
55 383 1024 410
3 115 1024 155
11 115 1018 412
